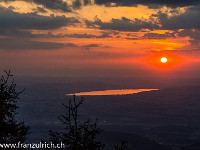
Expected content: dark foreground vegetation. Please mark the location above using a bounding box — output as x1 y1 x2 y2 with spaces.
0 70 29 146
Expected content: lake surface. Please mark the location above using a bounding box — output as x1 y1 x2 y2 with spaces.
66 89 158 96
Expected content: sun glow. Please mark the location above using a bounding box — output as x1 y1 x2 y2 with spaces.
161 57 168 63
144 52 183 69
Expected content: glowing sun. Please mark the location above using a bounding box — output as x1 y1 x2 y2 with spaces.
161 57 167 63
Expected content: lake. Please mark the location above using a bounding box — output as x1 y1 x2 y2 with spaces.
66 89 158 96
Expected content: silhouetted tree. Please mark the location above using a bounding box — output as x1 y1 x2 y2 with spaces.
0 70 30 144
49 95 105 150
114 140 128 150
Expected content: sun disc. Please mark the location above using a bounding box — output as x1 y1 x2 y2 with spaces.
161 57 167 63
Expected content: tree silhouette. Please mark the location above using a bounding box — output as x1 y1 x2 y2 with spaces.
0 70 30 144
48 95 105 150
114 140 128 150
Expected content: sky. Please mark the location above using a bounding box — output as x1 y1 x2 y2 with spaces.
0 0 200 78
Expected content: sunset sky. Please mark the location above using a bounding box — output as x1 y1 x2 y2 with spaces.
0 0 200 78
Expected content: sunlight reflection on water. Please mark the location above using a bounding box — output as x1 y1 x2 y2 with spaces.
66 89 158 96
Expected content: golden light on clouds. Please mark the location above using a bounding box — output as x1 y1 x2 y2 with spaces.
76 5 157 22
0 0 199 77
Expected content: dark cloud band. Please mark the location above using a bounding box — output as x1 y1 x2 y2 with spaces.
0 7 79 30
85 17 159 32
95 0 200 8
